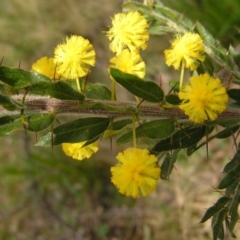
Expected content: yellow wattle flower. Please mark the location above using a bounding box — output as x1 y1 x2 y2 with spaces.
54 35 96 79
106 11 149 56
62 141 98 161
31 56 60 79
164 32 205 71
110 49 146 78
111 148 160 198
179 73 228 124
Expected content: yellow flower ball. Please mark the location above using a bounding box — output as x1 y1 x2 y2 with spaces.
62 141 98 161
106 11 149 56
179 73 228 123
54 35 96 79
110 49 146 78
164 32 205 71
31 56 60 79
111 148 160 198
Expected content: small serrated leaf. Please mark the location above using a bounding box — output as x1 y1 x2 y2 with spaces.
110 68 164 102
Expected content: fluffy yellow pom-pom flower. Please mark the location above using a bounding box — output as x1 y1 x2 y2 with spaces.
62 141 98 161
111 148 160 198
54 35 96 79
110 49 146 78
106 11 149 56
31 56 60 79
179 73 228 124
164 32 205 71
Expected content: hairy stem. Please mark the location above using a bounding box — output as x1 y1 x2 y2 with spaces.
1 95 240 121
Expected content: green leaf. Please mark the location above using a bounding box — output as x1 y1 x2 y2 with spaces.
218 164 240 189
0 115 22 137
223 151 240 173
151 125 206 152
200 196 229 223
110 68 164 102
112 119 132 131
117 119 175 144
216 119 240 128
215 126 239 139
0 66 50 89
85 83 111 100
36 117 110 146
225 216 237 238
25 113 55 132
29 81 85 101
212 208 228 240
160 150 180 180
228 89 240 102
0 93 21 111
165 94 181 105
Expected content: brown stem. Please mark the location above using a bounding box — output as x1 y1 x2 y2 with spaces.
2 95 240 121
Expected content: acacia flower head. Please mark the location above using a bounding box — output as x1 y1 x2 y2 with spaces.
31 56 60 79
62 141 98 161
110 49 146 78
164 32 205 71
54 35 96 79
111 148 160 198
179 73 228 123
106 11 149 56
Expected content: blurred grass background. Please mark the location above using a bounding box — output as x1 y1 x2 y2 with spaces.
0 0 240 239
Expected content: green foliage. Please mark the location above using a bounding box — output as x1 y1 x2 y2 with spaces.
37 117 110 146
29 81 85 101
110 68 164 102
1 1 240 239
117 119 175 144
0 66 51 89
151 126 206 152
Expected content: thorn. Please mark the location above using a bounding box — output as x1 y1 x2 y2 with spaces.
0 56 4 66
168 82 179 95
53 63 58 81
35 132 38 142
206 128 209 160
226 74 233 89
137 98 145 108
159 73 162 88
18 60 21 69
51 125 54 152
232 131 238 151
83 70 90 93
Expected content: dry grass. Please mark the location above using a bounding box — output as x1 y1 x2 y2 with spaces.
0 0 239 239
